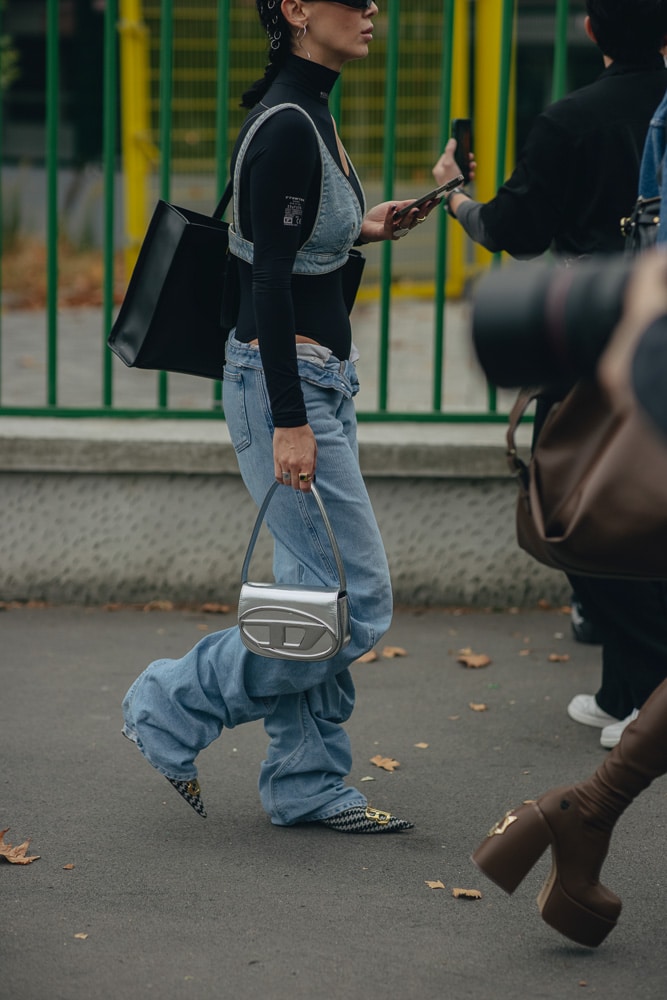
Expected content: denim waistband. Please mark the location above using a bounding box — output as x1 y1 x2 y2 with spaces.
225 331 360 397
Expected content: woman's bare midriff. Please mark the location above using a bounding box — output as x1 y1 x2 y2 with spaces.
249 335 321 346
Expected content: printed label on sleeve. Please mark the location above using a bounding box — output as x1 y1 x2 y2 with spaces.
284 196 304 228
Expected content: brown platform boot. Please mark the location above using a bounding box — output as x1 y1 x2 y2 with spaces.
471 677 667 947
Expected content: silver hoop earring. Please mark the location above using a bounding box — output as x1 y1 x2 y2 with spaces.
297 24 311 59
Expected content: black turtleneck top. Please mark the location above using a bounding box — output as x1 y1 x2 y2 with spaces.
229 56 364 427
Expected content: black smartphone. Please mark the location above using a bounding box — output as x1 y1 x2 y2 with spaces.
394 174 464 218
451 118 472 184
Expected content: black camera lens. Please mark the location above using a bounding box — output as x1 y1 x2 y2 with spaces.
472 257 632 388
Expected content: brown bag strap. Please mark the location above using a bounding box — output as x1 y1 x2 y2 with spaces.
506 388 543 486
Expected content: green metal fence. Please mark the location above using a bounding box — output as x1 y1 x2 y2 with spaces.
0 0 574 421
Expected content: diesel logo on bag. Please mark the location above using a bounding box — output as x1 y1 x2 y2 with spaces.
238 587 348 660
238 483 351 662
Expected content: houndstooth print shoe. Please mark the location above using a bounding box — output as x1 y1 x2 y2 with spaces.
166 777 207 818
319 806 413 833
122 727 207 818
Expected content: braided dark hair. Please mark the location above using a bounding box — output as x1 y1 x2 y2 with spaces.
241 0 294 108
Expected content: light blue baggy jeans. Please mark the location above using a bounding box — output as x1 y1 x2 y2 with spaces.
122 333 393 825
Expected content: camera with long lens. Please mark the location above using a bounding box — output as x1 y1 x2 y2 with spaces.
472 257 633 388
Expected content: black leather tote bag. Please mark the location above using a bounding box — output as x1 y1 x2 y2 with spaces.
108 182 234 380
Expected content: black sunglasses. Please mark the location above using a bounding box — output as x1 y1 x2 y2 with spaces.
323 0 375 10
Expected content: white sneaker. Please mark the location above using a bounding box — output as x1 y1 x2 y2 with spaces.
567 694 621 729
600 709 639 749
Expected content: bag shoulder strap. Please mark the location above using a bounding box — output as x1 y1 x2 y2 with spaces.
241 482 347 592
506 388 543 487
212 179 233 221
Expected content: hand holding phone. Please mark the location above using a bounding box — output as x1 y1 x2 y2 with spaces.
451 118 472 185
394 174 464 219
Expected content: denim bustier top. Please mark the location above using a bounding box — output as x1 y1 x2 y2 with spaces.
228 103 366 275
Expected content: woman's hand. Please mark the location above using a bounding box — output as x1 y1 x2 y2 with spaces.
360 198 439 243
432 137 476 187
274 424 317 492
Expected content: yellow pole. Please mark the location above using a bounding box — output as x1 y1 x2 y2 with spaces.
118 0 158 278
445 0 471 297
473 0 517 270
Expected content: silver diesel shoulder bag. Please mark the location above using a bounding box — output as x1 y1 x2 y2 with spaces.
238 482 351 661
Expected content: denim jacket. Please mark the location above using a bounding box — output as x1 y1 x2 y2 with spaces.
638 88 667 244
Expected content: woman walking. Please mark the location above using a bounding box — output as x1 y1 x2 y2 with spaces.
122 0 433 832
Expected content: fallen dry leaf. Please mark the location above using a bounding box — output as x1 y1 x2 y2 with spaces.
142 600 174 612
370 754 400 772
382 645 407 658
469 702 487 712
200 602 231 614
360 775 375 782
448 715 460 721
457 646 473 655
548 653 571 663
519 649 531 656
457 653 491 669
425 880 446 890
537 599 551 610
74 933 89 940
356 650 378 663
63 863 75 870
0 829 40 865
452 888 482 899
414 742 429 749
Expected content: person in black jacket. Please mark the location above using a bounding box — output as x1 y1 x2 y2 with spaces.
433 0 667 751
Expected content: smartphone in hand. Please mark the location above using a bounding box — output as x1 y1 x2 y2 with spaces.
451 118 472 184
394 174 464 219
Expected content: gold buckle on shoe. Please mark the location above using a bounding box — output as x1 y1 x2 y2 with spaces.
365 807 391 825
487 810 518 838
186 780 201 797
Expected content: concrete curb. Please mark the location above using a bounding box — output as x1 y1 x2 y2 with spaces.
0 416 565 607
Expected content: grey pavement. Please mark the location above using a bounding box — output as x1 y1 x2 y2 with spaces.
3 603 667 1000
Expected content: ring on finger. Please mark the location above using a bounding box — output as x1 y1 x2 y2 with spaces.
298 472 312 483
282 471 291 481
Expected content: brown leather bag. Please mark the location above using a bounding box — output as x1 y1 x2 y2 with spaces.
507 380 667 579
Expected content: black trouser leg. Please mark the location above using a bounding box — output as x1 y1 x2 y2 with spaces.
568 575 667 719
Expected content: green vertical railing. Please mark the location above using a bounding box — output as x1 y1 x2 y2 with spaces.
156 0 174 410
432 0 457 412
552 0 570 102
0 0 575 422
0 0 3 402
46 0 60 406
103 0 119 409
377 0 401 412
212 0 231 411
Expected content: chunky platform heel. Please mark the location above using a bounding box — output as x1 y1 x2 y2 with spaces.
471 801 551 893
473 787 622 948
472 682 667 948
537 869 619 948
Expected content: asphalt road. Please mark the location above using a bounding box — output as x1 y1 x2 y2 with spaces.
2 604 666 999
